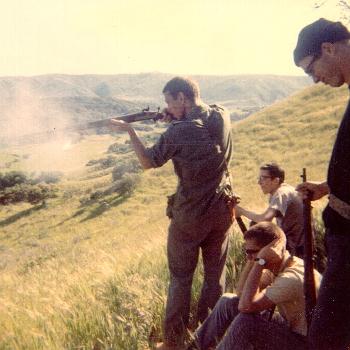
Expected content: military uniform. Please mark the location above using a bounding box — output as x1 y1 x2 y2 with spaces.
146 103 233 345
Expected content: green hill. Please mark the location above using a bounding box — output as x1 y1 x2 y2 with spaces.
0 83 347 349
231 83 348 208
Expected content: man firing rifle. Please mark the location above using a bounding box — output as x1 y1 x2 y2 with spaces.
110 76 234 350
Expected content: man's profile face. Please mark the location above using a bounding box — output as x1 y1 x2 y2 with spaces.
298 50 345 87
244 238 262 261
258 169 280 194
163 91 186 120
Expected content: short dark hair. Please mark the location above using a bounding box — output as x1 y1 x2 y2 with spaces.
294 18 350 65
260 162 285 184
244 222 285 248
162 76 200 102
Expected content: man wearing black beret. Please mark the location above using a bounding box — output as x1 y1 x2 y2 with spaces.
294 18 350 350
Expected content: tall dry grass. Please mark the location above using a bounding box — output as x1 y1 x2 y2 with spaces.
1 83 347 348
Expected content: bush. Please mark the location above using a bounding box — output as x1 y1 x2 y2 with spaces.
112 159 141 181
33 171 63 184
100 156 118 169
0 171 62 191
87 173 140 202
107 143 131 154
111 173 140 196
0 184 57 205
90 191 104 201
0 171 28 190
86 156 117 170
0 171 62 205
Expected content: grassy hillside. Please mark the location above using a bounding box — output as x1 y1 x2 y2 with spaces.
0 83 347 349
231 83 348 209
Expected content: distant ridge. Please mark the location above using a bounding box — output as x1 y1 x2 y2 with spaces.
0 73 310 135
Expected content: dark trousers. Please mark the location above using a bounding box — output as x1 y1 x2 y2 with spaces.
196 294 307 350
309 230 350 350
163 202 232 345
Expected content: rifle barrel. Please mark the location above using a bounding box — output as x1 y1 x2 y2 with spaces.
82 110 162 129
0 109 162 146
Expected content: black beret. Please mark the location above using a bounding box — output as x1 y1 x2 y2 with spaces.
294 18 350 65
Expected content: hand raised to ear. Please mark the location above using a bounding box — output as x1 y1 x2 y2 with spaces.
257 237 285 266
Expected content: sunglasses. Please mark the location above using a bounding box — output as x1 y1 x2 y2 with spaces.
244 248 260 255
257 175 272 181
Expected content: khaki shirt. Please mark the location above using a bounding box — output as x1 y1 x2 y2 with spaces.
269 183 304 254
146 103 233 225
265 257 322 336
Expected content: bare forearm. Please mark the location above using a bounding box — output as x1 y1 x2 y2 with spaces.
236 261 254 297
128 128 153 169
297 181 330 200
239 207 271 223
236 262 273 297
238 263 264 311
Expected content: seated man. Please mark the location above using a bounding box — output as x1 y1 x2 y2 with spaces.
235 163 304 257
190 222 321 350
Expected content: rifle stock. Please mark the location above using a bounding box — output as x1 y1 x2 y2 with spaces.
301 168 317 332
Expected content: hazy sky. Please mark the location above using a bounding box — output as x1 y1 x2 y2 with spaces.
0 0 344 77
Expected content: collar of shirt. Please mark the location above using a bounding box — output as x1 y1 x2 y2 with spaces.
184 103 210 121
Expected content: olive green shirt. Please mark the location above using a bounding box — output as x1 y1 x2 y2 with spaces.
146 103 233 225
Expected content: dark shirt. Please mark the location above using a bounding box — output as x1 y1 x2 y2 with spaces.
323 88 350 233
146 103 233 225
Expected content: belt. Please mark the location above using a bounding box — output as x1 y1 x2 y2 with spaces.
329 194 350 220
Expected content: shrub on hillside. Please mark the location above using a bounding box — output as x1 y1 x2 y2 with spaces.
107 143 131 154
0 171 28 190
89 190 104 201
33 171 63 184
111 173 140 196
0 171 62 190
86 156 118 170
87 173 140 202
0 184 57 205
112 159 141 181
100 156 118 169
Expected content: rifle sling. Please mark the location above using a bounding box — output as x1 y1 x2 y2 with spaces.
329 193 350 220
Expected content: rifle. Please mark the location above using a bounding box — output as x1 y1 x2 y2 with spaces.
301 168 317 331
77 107 162 130
226 193 247 234
0 107 163 146
236 217 247 233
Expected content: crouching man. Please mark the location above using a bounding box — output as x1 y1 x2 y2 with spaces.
190 222 321 350
235 163 304 258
